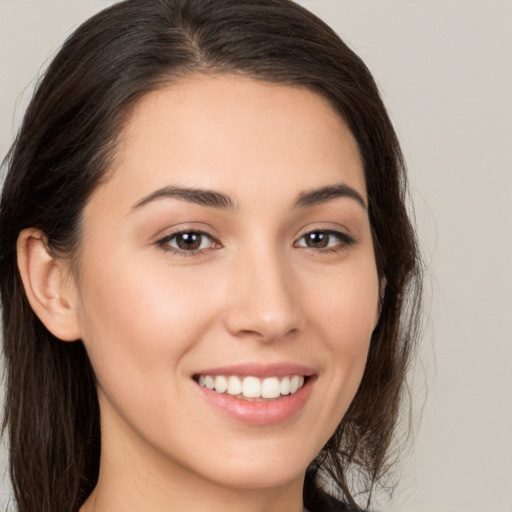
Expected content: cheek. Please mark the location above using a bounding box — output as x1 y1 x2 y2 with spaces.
308 256 379 344
76 253 219 387
305 256 379 404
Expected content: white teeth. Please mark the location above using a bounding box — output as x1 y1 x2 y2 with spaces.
197 374 306 399
280 376 291 395
261 377 280 399
289 375 304 394
242 376 261 398
290 375 300 393
227 376 243 395
214 375 228 393
204 375 215 390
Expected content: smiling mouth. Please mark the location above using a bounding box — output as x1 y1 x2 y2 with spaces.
194 374 307 401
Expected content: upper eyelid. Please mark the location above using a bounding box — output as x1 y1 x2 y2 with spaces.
155 225 219 242
295 227 355 241
293 230 357 253
158 227 351 239
157 229 218 243
155 230 221 257
154 226 355 250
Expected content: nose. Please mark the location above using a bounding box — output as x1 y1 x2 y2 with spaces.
223 248 303 342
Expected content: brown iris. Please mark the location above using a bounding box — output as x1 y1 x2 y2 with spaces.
303 232 330 248
175 232 203 251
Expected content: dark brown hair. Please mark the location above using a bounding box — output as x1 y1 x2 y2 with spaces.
0 1 422 511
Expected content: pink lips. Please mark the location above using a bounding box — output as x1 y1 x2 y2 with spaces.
193 362 315 378
193 363 316 426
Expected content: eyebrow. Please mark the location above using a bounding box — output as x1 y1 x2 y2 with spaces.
130 182 366 213
293 183 367 210
130 186 236 211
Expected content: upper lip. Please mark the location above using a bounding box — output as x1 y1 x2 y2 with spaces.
192 362 316 378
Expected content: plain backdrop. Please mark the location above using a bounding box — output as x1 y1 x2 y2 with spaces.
1 1 511 511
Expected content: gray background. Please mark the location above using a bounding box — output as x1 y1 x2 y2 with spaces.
1 1 511 511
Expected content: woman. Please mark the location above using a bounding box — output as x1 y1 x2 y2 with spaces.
0 1 422 511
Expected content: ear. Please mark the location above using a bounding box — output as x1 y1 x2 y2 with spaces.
17 228 82 342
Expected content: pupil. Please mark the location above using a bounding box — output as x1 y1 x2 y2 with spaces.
177 233 201 250
307 232 328 248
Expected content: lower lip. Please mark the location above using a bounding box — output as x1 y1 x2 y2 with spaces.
195 377 315 426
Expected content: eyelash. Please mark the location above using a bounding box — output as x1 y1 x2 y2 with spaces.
156 230 220 257
294 229 356 253
155 229 356 256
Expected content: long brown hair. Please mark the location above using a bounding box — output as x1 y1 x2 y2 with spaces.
0 1 422 511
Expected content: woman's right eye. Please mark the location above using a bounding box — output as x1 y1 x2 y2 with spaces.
156 231 219 255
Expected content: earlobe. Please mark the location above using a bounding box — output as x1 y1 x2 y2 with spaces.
17 228 82 342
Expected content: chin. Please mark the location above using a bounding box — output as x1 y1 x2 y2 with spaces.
185 437 318 491
204 463 306 492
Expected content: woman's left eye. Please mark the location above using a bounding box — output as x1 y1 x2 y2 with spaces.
295 230 355 251
157 231 218 254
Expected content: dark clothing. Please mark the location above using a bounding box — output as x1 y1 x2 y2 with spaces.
305 488 352 511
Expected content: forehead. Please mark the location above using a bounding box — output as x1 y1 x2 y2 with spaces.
102 74 366 208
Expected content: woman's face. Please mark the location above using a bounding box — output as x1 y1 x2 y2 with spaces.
72 75 380 494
